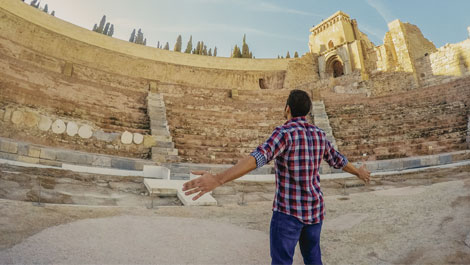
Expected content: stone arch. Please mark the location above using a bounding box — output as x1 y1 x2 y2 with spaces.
325 55 344 78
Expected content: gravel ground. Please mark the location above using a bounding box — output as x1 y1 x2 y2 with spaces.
0 166 470 264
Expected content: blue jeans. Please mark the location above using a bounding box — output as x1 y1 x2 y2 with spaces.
270 211 323 265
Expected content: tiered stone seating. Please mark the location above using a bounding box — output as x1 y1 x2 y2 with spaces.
0 37 153 159
158 84 291 164
323 77 470 161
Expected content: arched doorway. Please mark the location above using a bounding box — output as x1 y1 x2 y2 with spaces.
332 60 344 77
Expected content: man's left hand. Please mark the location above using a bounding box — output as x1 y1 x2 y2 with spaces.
182 171 223 201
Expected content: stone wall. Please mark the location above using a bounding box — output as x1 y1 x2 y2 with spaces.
0 0 292 91
284 53 319 89
415 39 470 87
323 76 470 162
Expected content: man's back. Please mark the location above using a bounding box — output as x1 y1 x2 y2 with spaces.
250 116 348 224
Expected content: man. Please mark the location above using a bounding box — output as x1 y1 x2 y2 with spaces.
183 89 370 265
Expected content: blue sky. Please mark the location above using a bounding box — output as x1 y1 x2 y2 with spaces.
28 0 470 58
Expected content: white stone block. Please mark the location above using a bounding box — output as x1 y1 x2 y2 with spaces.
144 179 217 206
121 131 133 144
133 133 144 145
177 191 218 206
38 115 52 131
78 125 93 139
11 110 24 125
143 165 170 179
51 119 66 134
66 122 79 137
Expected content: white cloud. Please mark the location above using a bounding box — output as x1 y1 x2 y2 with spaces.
257 2 321 17
359 24 386 43
365 0 395 23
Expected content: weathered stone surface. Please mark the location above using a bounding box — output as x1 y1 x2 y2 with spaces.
133 133 144 145
23 112 40 127
121 131 133 145
63 62 73 76
143 135 157 148
78 125 93 139
0 109 5 121
17 142 29 156
3 109 12 122
439 154 452 165
111 158 136 170
93 130 119 143
38 116 52 131
28 146 41 158
66 122 79 137
91 155 112 167
51 119 66 134
40 148 57 160
56 151 92 165
143 165 170 179
39 159 62 167
17 155 39 164
11 110 24 125
0 141 18 154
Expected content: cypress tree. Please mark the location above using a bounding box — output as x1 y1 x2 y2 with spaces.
294 51 299 58
241 34 250 58
174 35 182 52
98 15 106 33
164 42 169 50
143 38 147 46
129 29 136 42
108 24 114 37
208 48 212 56
214 46 217 57
103 23 110 35
184 35 193 53
195 41 201 55
51 11 55 16
43 4 48 13
286 51 291 58
93 24 98 32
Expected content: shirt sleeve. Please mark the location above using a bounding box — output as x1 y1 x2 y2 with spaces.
323 139 348 169
250 127 288 168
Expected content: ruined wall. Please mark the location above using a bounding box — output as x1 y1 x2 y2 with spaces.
415 39 470 86
283 53 319 89
0 0 290 91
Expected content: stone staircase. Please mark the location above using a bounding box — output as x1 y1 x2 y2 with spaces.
311 101 338 149
147 92 180 164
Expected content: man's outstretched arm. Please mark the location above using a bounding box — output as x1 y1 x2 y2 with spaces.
182 156 257 201
342 162 371 184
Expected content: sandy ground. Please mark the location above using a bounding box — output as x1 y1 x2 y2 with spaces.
0 166 470 264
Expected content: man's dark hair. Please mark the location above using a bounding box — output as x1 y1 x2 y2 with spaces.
286 89 312 117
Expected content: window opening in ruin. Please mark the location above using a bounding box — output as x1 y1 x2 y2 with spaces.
259 78 266 89
328 40 334 49
332 60 344 78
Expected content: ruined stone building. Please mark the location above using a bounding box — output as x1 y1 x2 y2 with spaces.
0 0 469 176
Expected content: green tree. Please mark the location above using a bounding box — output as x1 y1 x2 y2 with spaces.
143 39 147 46
294 51 299 58
208 48 212 56
286 51 291 58
108 24 114 37
194 41 201 54
103 23 110 35
93 24 98 32
164 42 169 50
43 4 48 13
51 10 55 16
214 46 217 57
97 15 106 33
174 35 182 52
241 34 251 58
129 29 136 42
184 35 193 53
232 45 242 58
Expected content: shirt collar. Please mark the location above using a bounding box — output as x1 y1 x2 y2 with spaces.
284 116 307 125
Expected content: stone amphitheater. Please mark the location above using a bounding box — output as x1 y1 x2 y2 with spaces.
0 0 469 264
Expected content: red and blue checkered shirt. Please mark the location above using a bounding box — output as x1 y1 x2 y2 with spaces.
250 116 348 224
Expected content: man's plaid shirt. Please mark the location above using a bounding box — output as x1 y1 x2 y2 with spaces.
250 116 348 224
